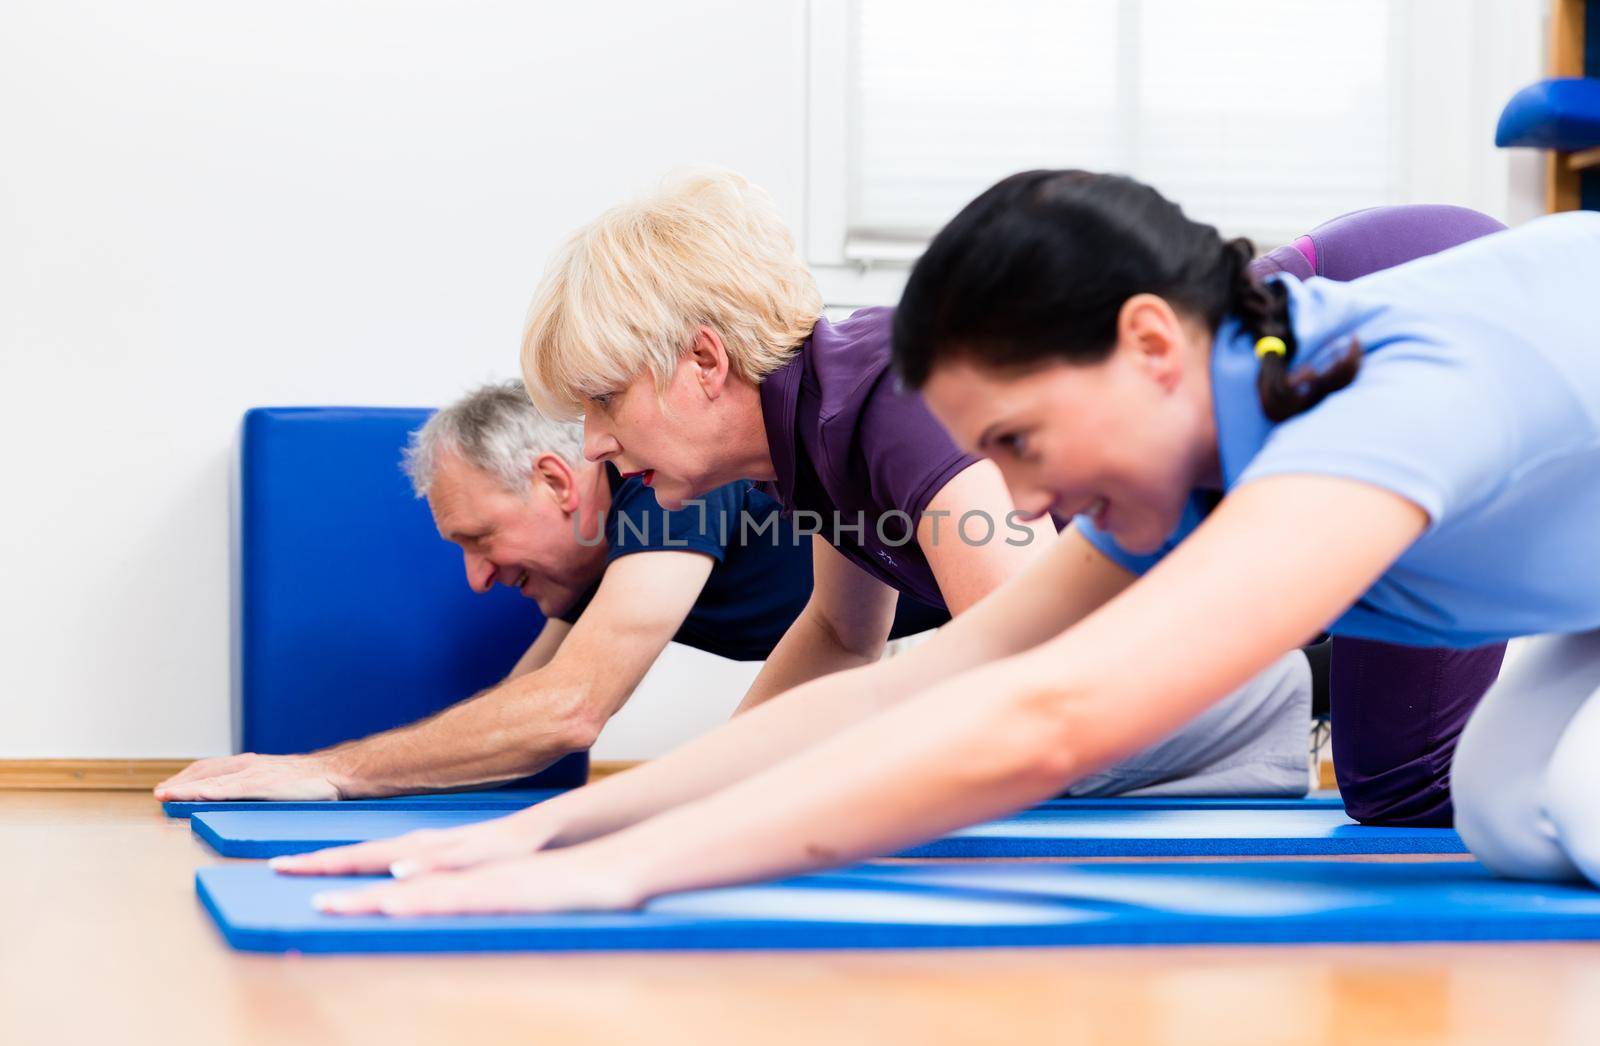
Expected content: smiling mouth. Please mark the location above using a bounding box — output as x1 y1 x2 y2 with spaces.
1056 497 1108 528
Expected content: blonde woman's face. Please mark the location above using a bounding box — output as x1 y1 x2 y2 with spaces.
579 363 727 510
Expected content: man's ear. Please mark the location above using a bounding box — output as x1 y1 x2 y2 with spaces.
532 453 581 513
686 326 732 400
1116 293 1185 391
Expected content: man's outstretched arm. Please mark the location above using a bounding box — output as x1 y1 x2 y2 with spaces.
154 551 713 801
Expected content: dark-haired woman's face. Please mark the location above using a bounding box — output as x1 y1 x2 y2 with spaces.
919 298 1218 555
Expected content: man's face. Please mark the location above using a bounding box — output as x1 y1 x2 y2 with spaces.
425 452 605 617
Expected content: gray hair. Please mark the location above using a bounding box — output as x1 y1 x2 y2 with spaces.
402 380 585 497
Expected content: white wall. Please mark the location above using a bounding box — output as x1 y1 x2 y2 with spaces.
0 0 805 757
0 1 1553 759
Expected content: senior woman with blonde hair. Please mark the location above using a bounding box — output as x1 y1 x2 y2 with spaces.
517 168 1308 766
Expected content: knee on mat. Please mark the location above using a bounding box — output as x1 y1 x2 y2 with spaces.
1335 727 1457 828
1543 735 1600 886
1451 729 1581 882
1339 777 1453 828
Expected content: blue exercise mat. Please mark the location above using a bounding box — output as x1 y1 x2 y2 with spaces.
191 803 1455 860
196 859 1600 954
896 807 1461 858
166 789 1342 819
162 789 560 818
193 810 497 857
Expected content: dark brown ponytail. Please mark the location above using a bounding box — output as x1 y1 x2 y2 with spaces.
1224 237 1361 422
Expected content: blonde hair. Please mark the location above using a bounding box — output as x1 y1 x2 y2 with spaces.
520 169 823 419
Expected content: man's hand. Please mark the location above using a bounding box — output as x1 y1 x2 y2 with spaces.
153 753 349 802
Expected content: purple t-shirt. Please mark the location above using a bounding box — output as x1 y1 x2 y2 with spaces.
758 307 977 610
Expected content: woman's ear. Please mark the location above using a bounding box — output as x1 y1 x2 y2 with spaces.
686 326 732 399
532 453 581 513
1116 293 1186 391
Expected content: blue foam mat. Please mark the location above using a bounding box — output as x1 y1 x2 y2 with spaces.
191 802 1455 861
896 808 1462 858
196 860 1600 954
163 789 560 818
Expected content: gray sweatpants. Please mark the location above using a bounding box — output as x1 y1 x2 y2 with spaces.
882 635 1313 798
1064 649 1312 798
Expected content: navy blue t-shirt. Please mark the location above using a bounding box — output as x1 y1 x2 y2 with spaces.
557 468 946 660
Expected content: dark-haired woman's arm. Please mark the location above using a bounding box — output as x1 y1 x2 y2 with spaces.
307 475 1424 915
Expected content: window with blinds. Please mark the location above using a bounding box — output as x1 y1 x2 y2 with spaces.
847 0 1398 260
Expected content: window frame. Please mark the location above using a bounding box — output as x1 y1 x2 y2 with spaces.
802 0 1543 308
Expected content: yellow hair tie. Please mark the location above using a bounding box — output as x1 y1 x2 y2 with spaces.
1254 336 1287 360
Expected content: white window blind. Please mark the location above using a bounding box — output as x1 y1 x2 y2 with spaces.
849 0 1397 258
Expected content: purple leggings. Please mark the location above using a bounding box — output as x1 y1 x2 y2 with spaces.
1255 206 1511 829
1331 637 1506 827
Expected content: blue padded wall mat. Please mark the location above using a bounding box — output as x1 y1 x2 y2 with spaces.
236 407 584 788
166 789 1343 819
196 860 1600 954
191 804 1459 860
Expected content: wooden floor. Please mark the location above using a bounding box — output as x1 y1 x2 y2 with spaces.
5 792 1600 1046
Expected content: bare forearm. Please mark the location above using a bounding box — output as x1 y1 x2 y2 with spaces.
321 672 601 797
530 612 1008 847
620 493 1426 895
736 610 882 712
571 479 1428 898
597 652 1080 897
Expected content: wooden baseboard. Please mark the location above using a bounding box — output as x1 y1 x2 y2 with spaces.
588 759 638 781
0 759 195 791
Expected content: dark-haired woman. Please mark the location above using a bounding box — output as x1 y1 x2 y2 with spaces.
289 176 1593 917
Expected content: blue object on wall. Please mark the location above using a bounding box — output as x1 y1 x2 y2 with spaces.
1494 78 1600 151
1496 0 1600 212
235 407 587 787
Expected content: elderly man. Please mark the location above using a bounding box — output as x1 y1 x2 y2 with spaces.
157 381 946 802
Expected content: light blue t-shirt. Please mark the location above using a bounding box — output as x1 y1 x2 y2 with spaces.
1079 211 1600 648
